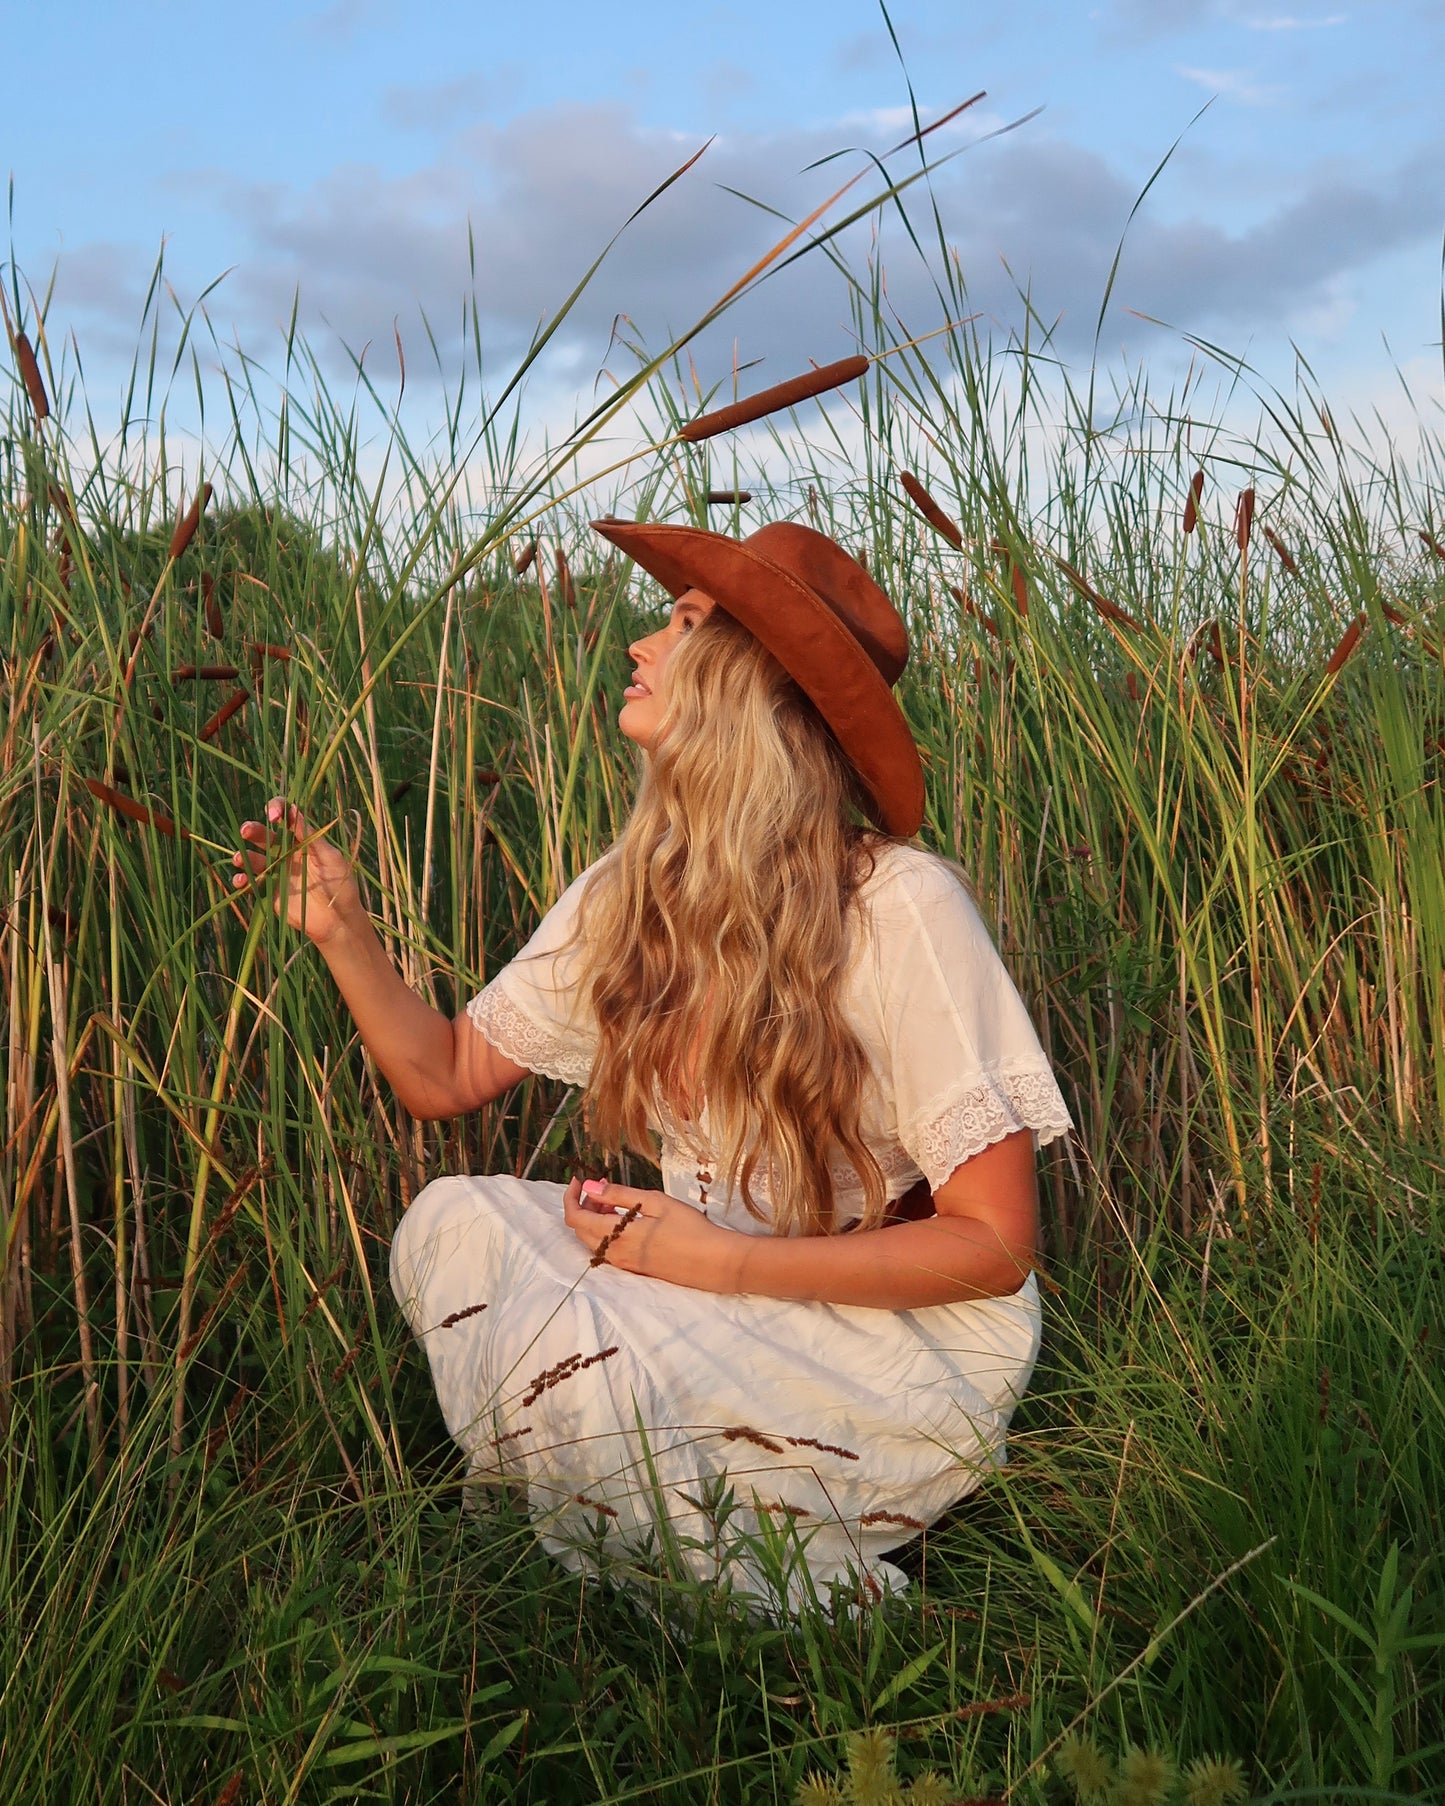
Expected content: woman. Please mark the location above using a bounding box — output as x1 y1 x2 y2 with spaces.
234 518 1072 1609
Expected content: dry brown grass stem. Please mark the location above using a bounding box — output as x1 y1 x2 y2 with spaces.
169 483 213 561
1183 470 1204 533
198 688 251 743
12 330 49 421
679 355 869 442
900 472 964 547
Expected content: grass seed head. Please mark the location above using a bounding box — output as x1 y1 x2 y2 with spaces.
1117 1747 1176 1806
1054 1731 1112 1801
1183 1755 1247 1806
796 1776 844 1806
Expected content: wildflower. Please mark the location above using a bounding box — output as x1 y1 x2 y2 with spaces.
846 1727 900 1805
796 1776 844 1806
1118 1746 1177 1806
1184 1755 1248 1806
1054 1731 1113 1802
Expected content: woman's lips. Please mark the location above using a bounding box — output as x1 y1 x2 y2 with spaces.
623 682 651 699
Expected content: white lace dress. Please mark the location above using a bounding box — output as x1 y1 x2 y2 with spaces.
390 843 1072 1608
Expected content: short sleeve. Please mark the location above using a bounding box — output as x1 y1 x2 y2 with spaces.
465 863 603 1086
866 848 1072 1191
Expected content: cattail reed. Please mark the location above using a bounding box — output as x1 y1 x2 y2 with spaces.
900 473 964 548
949 583 999 637
680 354 868 442
1419 530 1445 561
1234 487 1255 551
246 640 291 667
198 688 250 743
1263 526 1298 574
1183 470 1204 533
1324 614 1366 677
202 572 224 638
173 664 240 682
513 538 538 576
84 778 185 840
169 483 213 561
555 545 576 609
1050 553 1142 633
990 538 1030 616
12 329 49 421
705 488 752 505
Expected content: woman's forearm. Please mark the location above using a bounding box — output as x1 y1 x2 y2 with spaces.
314 902 468 1119
721 1213 1032 1309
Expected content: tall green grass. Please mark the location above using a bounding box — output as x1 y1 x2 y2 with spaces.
3 187 1443 1801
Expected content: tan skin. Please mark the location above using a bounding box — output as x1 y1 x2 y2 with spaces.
234 589 1038 1307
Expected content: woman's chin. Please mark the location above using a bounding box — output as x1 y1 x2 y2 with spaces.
618 699 657 749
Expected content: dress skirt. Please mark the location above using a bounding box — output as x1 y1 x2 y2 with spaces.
390 1174 1042 1610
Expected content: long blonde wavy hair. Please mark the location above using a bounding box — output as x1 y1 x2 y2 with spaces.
573 607 896 1236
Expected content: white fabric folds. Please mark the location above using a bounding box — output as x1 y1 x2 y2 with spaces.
397 844 1072 1609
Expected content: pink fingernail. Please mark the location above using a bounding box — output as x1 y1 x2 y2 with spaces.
581 1178 607 1197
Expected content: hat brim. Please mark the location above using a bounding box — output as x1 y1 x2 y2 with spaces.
592 519 924 838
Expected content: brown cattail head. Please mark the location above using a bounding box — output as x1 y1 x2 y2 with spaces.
1234 488 1256 551
1263 526 1298 575
12 330 49 421
84 778 186 840
680 354 869 443
555 546 576 610
1380 598 1410 627
173 664 240 681
1419 530 1445 562
1050 553 1142 633
1324 614 1366 678
169 483 213 561
198 687 251 743
202 572 224 638
1183 470 1204 534
513 537 538 576
948 583 999 637
900 472 963 548
246 640 292 668
705 488 752 506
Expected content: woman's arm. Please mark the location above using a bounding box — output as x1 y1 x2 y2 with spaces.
564 1129 1040 1308
235 799 528 1121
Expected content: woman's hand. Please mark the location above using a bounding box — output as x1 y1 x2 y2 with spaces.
232 798 361 948
563 1176 738 1290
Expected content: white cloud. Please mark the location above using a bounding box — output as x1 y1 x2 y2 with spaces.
1246 13 1347 28
1175 64 1283 104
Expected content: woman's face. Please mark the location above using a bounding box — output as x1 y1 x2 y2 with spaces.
619 588 717 750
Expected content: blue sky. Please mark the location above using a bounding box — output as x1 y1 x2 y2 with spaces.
5 0 1442 448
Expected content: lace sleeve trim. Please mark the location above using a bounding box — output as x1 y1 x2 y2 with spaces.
905 1065 1073 1192
466 978 593 1087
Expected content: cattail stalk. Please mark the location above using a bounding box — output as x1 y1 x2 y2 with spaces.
900 473 963 547
12 330 49 421
680 355 868 442
1263 526 1298 574
705 488 752 505
83 778 186 840
1183 470 1204 534
169 483 213 561
198 688 251 743
513 538 538 576
1234 488 1255 551
1324 614 1366 678
1049 552 1142 633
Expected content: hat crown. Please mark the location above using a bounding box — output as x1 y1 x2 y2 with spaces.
741 522 909 684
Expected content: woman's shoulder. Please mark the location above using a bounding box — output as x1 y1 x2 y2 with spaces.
857 839 980 921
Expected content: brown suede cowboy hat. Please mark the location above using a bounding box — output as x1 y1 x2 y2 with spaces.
590 518 925 837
